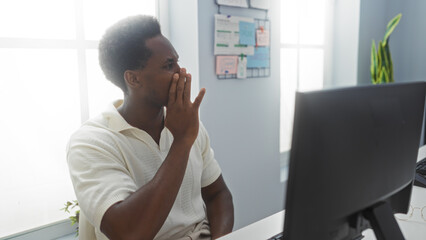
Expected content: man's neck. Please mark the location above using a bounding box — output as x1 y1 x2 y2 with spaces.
117 97 165 143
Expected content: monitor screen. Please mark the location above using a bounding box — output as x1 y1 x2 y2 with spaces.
283 82 426 240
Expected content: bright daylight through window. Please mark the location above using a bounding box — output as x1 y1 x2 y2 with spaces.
0 0 156 237
280 0 328 154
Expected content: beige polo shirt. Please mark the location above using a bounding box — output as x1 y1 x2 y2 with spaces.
66 100 221 240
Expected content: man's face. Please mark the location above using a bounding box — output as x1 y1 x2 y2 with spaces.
137 34 180 107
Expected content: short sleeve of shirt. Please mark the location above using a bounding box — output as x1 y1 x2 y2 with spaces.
198 122 222 188
66 127 138 230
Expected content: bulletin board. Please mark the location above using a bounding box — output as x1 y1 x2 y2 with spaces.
214 1 271 79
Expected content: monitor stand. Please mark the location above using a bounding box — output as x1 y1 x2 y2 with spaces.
363 201 405 240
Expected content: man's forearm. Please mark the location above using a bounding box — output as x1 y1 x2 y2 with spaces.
205 189 234 239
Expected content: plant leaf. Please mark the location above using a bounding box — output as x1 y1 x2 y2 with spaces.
383 13 402 45
377 42 382 82
384 42 394 82
379 41 388 70
381 66 390 83
371 40 378 84
380 42 389 81
378 69 383 84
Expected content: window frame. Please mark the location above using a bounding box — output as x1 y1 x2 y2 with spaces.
1 219 77 240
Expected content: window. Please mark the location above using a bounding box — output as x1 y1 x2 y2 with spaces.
280 0 330 156
0 0 156 237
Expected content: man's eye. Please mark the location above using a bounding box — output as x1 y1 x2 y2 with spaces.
164 62 174 70
164 59 178 70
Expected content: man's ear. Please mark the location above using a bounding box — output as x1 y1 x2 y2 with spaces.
123 70 143 90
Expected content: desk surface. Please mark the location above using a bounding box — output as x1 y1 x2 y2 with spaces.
219 146 426 240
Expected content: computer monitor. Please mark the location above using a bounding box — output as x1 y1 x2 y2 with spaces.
283 82 426 240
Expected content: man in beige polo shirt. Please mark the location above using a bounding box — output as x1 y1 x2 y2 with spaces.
67 15 234 240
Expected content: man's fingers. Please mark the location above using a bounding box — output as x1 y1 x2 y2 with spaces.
177 68 186 103
184 73 192 101
193 88 206 109
168 73 179 105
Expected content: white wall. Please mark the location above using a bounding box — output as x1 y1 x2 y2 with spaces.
197 0 284 230
164 0 284 231
328 0 361 87
164 0 200 98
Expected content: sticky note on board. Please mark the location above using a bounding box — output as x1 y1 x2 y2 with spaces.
216 56 238 75
256 29 270 46
247 47 270 68
239 21 256 46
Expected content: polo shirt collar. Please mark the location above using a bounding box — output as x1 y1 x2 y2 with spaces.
102 100 135 132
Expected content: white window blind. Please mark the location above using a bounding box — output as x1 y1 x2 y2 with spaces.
280 0 330 153
0 0 156 237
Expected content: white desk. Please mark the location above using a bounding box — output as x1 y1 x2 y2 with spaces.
219 146 426 240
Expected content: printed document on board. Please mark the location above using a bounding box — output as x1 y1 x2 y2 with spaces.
214 14 254 55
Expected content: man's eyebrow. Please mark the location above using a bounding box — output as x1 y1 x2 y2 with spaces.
163 55 179 64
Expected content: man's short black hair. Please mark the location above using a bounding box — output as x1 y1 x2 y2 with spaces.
99 15 161 93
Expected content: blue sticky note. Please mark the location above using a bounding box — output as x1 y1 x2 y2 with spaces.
247 47 270 68
239 21 256 46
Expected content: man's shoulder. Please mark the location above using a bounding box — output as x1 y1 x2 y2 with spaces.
69 115 118 146
194 121 210 148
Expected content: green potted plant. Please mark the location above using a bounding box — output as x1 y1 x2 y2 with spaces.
371 13 402 84
61 200 80 235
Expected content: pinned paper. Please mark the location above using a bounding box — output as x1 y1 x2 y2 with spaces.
239 21 256 46
214 14 255 55
256 29 269 46
249 0 270 9
216 56 238 75
217 0 249 8
247 47 269 68
237 55 247 79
